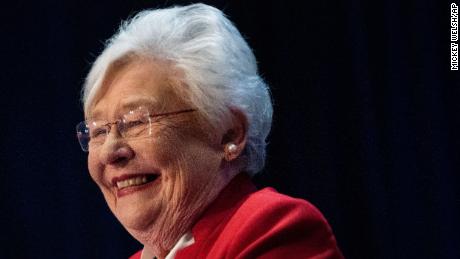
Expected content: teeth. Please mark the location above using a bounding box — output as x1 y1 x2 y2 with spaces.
116 176 148 189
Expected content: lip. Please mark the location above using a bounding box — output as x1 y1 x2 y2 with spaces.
111 173 160 198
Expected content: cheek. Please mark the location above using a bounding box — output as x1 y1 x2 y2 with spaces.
143 125 192 167
172 140 223 191
147 132 217 188
87 153 103 184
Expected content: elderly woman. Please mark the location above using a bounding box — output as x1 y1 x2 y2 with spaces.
77 3 343 259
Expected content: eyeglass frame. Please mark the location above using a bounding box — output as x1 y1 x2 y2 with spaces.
76 107 196 152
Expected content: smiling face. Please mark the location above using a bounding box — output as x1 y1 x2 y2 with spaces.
86 57 229 254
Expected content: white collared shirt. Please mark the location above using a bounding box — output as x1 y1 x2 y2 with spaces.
140 232 195 259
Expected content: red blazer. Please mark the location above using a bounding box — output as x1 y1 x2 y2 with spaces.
130 173 344 259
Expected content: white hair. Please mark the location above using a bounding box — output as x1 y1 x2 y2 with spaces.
82 3 273 175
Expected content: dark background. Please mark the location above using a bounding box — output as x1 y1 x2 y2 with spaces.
1 0 458 258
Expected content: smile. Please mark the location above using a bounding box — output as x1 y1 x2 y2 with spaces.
113 174 159 190
117 176 148 189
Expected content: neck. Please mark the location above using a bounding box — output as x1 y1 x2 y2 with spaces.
129 167 241 258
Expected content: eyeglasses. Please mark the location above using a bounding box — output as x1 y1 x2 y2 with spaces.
76 106 196 152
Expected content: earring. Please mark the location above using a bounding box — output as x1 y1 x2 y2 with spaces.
226 143 237 153
224 143 237 161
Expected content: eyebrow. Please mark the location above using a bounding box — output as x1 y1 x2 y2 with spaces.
119 96 162 112
88 96 162 120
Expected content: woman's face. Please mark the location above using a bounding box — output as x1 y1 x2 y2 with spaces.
86 58 226 238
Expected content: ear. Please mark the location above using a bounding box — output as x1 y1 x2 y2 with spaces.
221 108 248 161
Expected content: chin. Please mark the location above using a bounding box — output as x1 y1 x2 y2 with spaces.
114 202 161 231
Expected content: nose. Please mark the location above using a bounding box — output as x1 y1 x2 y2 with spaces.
98 132 134 165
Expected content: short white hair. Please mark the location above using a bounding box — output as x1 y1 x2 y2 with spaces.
82 3 273 175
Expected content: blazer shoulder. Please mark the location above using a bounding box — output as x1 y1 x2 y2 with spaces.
239 187 328 222
215 187 343 258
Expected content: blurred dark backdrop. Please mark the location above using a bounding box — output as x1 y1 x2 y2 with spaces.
1 0 458 258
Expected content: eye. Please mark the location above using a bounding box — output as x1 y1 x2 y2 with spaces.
123 119 145 129
90 127 108 138
120 118 149 137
